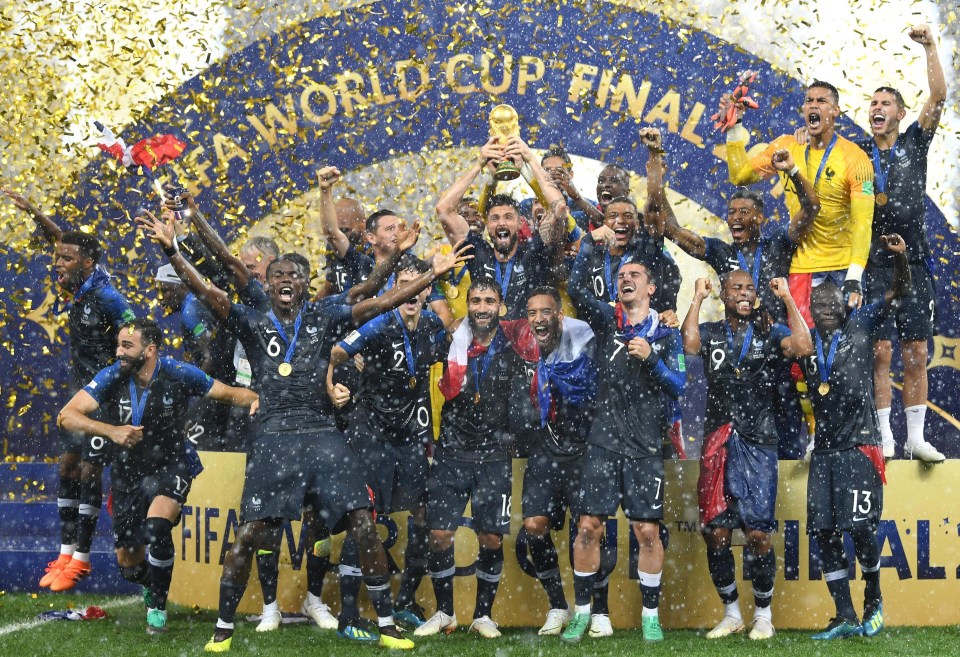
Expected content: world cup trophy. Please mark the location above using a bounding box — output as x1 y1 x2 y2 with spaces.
488 104 521 181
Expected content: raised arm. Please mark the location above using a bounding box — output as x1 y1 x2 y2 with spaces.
2 188 63 244
350 241 473 325
341 221 422 304
771 149 820 244
769 277 813 358
437 138 501 245
843 150 876 308
641 128 706 257
910 24 946 132
505 136 569 246
138 209 233 321
172 190 251 290
681 278 710 355
317 166 351 259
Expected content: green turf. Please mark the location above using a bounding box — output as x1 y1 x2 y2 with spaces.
0 593 956 656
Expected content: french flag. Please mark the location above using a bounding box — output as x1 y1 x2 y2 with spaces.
438 319 536 402
529 318 596 427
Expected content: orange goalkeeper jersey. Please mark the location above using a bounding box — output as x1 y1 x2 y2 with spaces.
726 132 874 273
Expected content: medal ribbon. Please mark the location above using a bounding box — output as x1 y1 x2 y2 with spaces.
814 330 842 388
494 256 515 300
267 309 303 367
724 321 754 374
870 138 899 196
804 133 839 188
128 360 161 426
469 330 504 399
393 310 418 379
604 251 619 300
736 241 764 290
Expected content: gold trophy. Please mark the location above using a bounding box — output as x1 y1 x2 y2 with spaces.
488 104 521 181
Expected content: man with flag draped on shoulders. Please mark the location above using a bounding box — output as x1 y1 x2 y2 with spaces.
513 285 597 637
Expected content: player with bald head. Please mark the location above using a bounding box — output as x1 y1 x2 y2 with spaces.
682 272 811 641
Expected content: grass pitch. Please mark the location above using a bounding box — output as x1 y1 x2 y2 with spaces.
0 593 956 656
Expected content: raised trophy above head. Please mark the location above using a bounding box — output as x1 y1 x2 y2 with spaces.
488 104 521 181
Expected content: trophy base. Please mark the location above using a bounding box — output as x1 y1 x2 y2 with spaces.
493 161 521 181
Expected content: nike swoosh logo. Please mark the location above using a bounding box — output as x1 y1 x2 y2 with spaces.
709 340 724 346
852 516 869 522
652 503 663 510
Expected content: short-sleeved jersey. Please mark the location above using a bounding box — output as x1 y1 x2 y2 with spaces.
438 329 526 462
798 304 888 453
857 122 934 266
83 357 213 484
727 132 874 273
227 298 354 435
573 235 680 313
338 310 446 437
698 321 791 446
702 228 796 323
464 232 553 319
68 278 136 387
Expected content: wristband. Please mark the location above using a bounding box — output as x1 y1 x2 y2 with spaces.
162 244 178 257
788 165 799 177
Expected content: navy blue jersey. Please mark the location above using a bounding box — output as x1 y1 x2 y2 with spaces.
84 357 212 483
857 122 934 266
702 228 796 323
798 303 888 452
464 232 553 319
326 247 374 295
338 310 446 440
698 321 791 446
569 279 684 458
227 298 354 435
571 234 680 313
66 272 136 387
438 327 526 462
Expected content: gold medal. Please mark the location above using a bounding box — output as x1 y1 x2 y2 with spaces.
278 362 293 377
498 304 507 317
408 376 418 389
818 382 830 395
734 368 742 377
754 297 761 309
875 192 888 206
445 286 459 300
473 392 481 405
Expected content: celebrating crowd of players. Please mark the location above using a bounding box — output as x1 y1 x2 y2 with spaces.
1 23 946 650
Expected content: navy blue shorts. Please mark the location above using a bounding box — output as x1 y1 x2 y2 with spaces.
521 450 584 527
241 429 371 532
807 446 883 533
864 263 936 341
425 453 512 535
578 445 664 522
